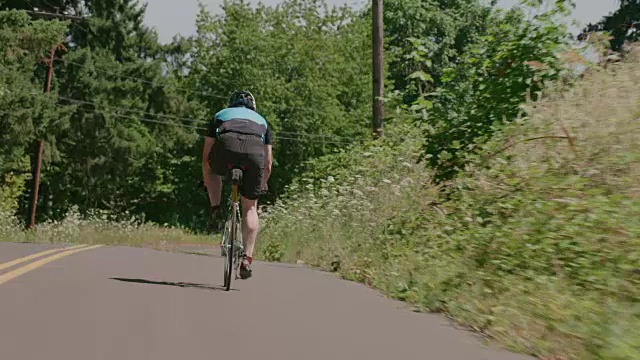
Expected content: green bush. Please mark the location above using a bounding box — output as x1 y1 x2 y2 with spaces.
257 49 640 359
0 156 30 214
417 3 573 182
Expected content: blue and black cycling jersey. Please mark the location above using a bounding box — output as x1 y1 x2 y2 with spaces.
206 106 273 145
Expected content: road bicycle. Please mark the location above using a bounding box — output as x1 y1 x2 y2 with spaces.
220 166 245 291
200 166 267 291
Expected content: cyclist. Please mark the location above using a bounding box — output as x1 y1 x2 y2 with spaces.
202 90 273 279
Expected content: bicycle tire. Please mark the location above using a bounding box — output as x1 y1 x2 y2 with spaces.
233 211 243 280
223 168 244 291
223 214 234 291
232 204 242 280
223 188 238 291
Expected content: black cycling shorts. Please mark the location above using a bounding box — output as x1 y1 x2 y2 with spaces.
210 132 265 200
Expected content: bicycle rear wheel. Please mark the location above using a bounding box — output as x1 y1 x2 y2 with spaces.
233 209 244 280
223 169 243 291
223 211 234 291
223 189 239 291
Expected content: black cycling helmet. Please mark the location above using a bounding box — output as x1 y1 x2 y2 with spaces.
227 90 256 111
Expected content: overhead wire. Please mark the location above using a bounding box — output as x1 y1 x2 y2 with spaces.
24 0 369 117
19 3 375 145
58 96 208 125
47 4 369 115
55 58 367 117
57 95 363 142
70 106 207 131
55 59 372 141
57 102 360 145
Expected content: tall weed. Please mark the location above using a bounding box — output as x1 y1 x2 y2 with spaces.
0 206 212 250
257 50 640 359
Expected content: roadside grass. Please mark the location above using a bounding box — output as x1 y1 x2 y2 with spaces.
256 49 640 359
0 207 214 252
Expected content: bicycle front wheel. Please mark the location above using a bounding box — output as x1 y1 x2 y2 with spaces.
223 216 234 291
223 184 241 291
224 214 236 291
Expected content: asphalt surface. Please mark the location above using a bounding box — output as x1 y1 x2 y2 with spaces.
0 242 535 360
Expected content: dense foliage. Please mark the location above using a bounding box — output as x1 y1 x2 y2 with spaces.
0 0 372 229
0 0 618 229
580 0 640 51
188 0 372 196
380 0 494 104
3 0 637 358
258 43 640 360
0 10 74 212
419 2 573 181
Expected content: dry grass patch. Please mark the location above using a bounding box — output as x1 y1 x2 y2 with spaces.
0 207 213 251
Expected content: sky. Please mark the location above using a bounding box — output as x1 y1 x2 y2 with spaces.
142 0 620 44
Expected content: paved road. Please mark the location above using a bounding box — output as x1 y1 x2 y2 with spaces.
0 242 535 360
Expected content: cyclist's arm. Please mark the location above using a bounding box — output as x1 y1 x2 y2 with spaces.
263 144 272 190
203 116 218 183
262 126 273 191
202 136 215 183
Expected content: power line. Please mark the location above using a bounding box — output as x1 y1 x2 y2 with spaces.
23 3 370 118
57 95 361 142
59 104 360 144
275 135 354 145
24 91 365 142
24 9 373 135
277 131 356 141
56 58 320 113
58 96 359 143
58 96 208 125
58 58 220 95
25 9 87 21
12 10 369 143
74 107 206 131
55 58 367 117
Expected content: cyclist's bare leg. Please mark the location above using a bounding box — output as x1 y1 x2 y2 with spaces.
240 196 259 257
205 173 222 207
205 173 223 234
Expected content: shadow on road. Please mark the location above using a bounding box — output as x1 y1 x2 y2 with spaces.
110 277 237 292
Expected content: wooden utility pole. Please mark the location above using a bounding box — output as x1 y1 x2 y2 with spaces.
372 0 384 139
28 43 66 229
25 9 80 229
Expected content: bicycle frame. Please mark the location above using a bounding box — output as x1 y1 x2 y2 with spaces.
222 168 244 291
